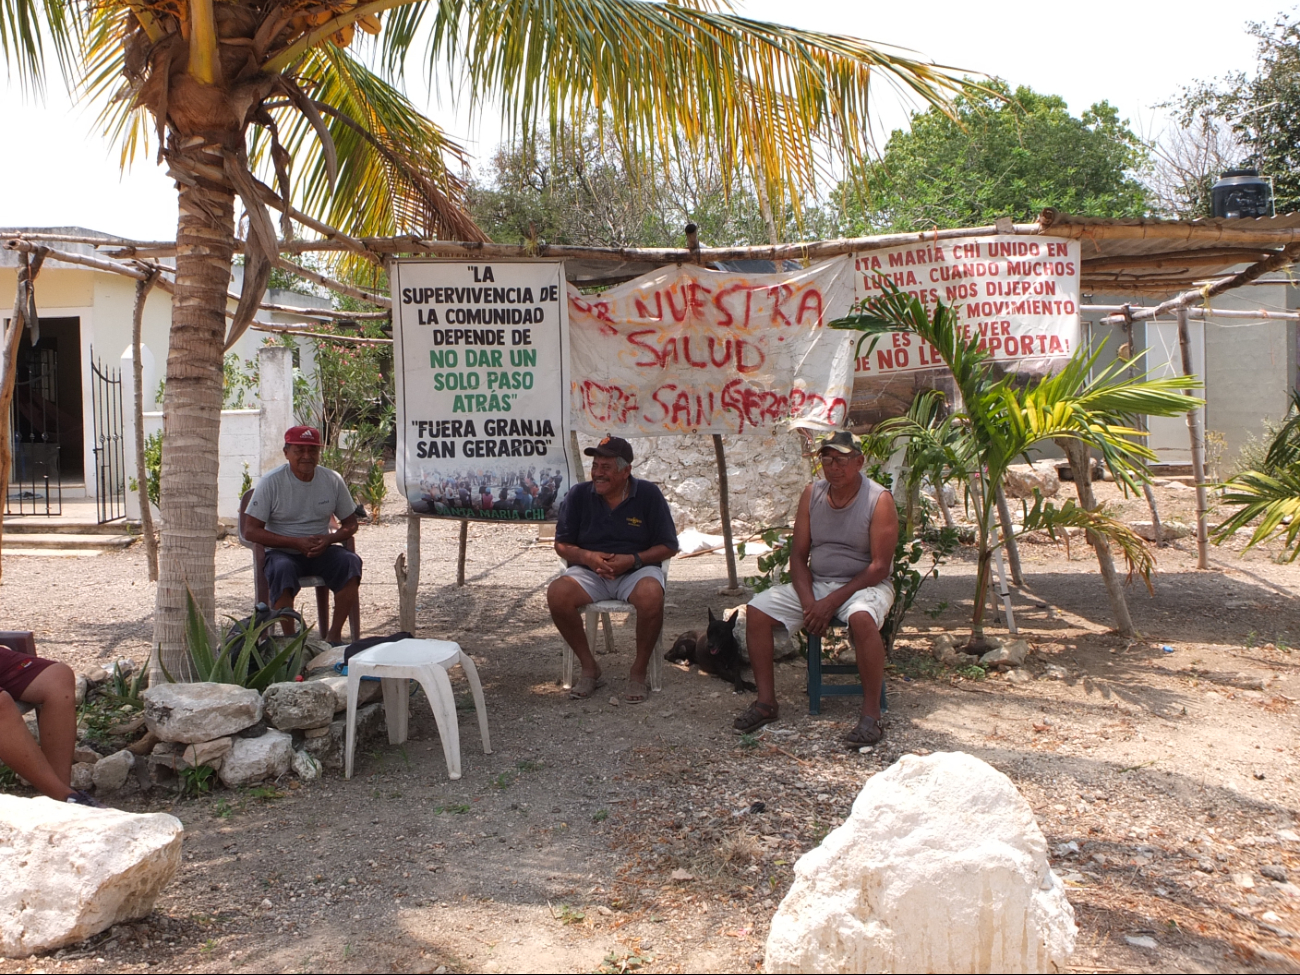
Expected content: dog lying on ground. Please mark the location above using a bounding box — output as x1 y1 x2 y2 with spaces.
665 608 756 692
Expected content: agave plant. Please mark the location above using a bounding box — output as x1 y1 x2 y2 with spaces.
832 284 1201 647
169 589 312 692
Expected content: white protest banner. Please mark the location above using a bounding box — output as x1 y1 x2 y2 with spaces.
568 256 857 436
391 260 573 522
848 236 1081 427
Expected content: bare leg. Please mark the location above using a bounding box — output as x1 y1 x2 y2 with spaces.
546 576 599 681
745 606 780 711
328 577 360 643
847 611 886 721
272 589 298 636
626 577 664 688
0 688 73 801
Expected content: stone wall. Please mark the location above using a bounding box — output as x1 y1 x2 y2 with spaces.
577 429 814 534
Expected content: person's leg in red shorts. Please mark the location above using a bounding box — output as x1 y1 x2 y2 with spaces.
0 655 78 801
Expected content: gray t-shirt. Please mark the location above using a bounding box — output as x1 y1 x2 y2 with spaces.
247 463 356 551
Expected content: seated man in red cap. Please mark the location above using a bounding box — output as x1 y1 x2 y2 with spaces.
243 425 362 644
547 435 678 703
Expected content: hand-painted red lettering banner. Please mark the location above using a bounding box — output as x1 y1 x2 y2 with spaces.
568 258 856 436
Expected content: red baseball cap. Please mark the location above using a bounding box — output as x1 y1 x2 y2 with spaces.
284 425 322 445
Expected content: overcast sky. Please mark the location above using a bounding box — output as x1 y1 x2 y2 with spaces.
0 0 1290 240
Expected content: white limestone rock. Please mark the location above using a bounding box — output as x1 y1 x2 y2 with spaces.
141 683 262 744
0 795 182 956
1003 462 1061 499
1131 520 1192 542
292 750 321 781
312 674 381 713
90 750 135 794
262 681 336 731
980 638 1031 671
217 730 293 788
180 737 232 770
765 752 1076 974
70 763 95 792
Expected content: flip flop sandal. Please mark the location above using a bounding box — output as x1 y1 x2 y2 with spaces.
842 714 884 747
622 680 649 704
569 675 605 699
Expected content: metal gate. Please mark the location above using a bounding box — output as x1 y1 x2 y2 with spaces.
6 344 63 516
91 351 126 524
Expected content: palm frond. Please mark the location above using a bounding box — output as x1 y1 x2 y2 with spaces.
1211 467 1300 560
1263 391 1300 472
1018 493 1156 591
0 0 75 93
383 0 974 216
269 43 485 253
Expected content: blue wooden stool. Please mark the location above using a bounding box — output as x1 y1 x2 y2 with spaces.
805 624 887 716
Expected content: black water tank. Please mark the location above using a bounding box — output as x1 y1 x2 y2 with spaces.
1212 168 1273 218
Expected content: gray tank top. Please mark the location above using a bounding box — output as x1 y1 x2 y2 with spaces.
808 473 887 580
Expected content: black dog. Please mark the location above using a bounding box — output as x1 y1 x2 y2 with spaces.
665 608 756 692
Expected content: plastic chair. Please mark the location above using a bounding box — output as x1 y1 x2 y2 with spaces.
238 488 360 642
559 564 667 693
344 638 491 781
805 623 888 716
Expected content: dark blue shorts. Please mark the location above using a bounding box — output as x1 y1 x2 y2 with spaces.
264 546 363 601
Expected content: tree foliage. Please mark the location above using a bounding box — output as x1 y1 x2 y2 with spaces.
467 124 838 249
836 81 1151 234
1164 11 1300 215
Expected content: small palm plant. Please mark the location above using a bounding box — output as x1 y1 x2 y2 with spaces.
1212 392 1300 558
832 284 1201 648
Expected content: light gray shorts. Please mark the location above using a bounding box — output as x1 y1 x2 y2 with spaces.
747 578 895 636
563 564 666 604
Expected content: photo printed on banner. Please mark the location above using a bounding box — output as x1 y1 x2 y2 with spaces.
392 260 572 522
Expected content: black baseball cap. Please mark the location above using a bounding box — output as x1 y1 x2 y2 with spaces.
584 435 634 464
818 430 861 455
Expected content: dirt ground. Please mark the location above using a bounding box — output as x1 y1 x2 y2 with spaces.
2 481 1300 974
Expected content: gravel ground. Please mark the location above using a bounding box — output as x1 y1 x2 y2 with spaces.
1 481 1299 973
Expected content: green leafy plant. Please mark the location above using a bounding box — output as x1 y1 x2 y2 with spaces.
833 282 1200 646
1213 393 1300 560
167 590 310 692
126 431 163 510
592 809 609 823
180 763 218 797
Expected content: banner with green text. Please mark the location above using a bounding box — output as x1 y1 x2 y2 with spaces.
392 260 572 521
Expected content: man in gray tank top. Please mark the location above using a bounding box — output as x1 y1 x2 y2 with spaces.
734 431 898 745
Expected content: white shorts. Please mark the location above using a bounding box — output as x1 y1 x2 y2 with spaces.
563 565 666 603
747 578 895 636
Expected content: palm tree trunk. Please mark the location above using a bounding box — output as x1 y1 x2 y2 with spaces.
152 138 235 680
1056 438 1135 637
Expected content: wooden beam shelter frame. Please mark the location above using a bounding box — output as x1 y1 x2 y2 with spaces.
6 207 1297 630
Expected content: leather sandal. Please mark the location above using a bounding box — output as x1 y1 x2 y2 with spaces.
842 714 884 747
733 700 778 734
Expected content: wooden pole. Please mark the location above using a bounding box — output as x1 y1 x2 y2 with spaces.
0 248 47 579
1178 307 1211 569
994 484 1024 587
457 518 468 587
132 273 160 581
395 512 420 632
712 434 741 592
1056 438 1135 637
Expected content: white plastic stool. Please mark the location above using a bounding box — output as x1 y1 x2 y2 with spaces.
345 638 491 780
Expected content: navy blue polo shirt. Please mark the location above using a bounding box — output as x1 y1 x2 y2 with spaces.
555 477 678 565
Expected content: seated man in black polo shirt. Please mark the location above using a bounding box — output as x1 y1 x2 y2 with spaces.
548 436 678 703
